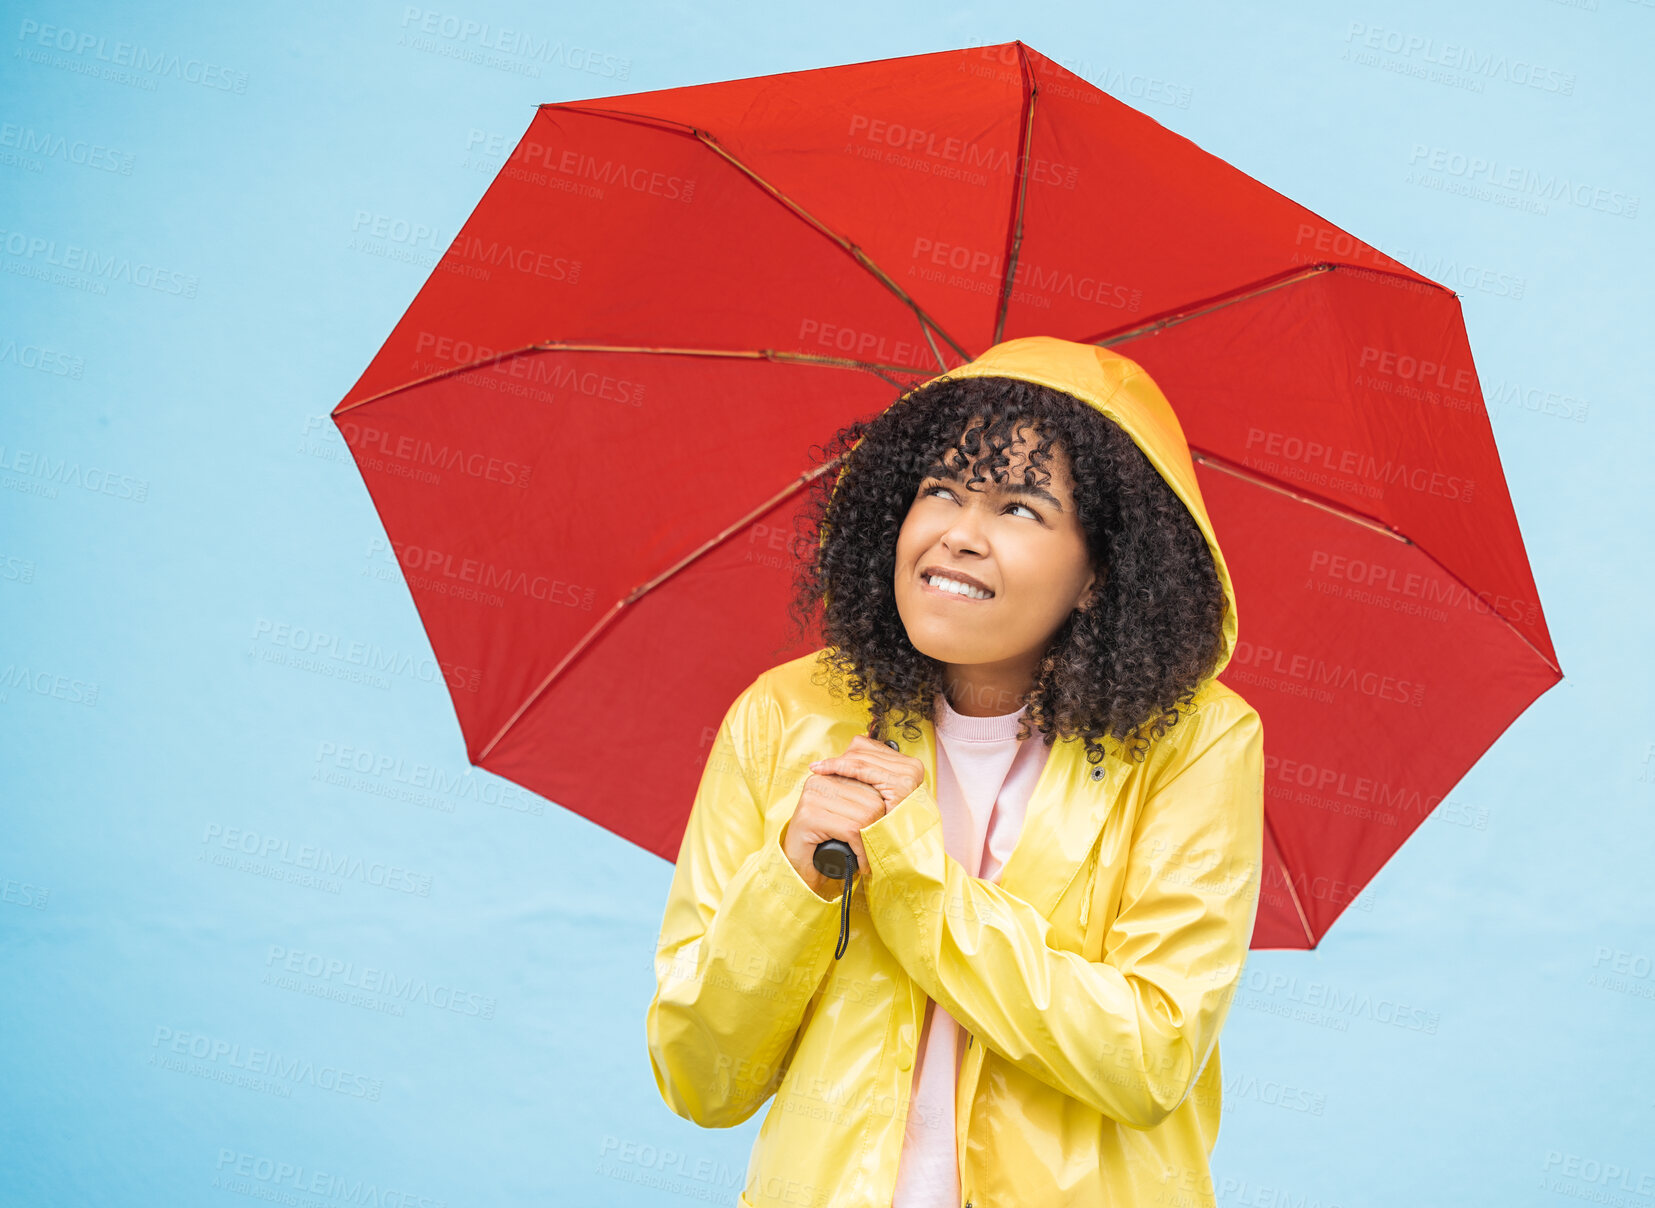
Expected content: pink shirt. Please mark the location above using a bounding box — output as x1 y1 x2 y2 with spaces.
890 690 1051 1208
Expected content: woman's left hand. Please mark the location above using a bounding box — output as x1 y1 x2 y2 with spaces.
808 734 926 816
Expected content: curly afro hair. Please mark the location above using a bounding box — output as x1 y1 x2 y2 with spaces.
783 373 1230 766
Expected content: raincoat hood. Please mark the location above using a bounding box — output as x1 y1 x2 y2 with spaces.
833 334 1240 678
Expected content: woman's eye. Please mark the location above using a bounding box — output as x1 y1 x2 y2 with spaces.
923 484 1039 520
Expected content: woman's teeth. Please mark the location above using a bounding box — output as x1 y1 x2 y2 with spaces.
926 575 992 600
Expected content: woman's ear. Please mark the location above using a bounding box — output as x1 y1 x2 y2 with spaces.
1077 566 1103 612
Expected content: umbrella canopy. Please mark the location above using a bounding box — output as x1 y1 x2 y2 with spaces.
332 40 1559 948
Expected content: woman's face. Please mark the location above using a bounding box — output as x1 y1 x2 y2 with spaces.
892 420 1100 715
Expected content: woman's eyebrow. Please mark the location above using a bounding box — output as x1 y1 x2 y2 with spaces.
925 470 1065 513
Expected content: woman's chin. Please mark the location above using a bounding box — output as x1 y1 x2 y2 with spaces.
904 628 995 666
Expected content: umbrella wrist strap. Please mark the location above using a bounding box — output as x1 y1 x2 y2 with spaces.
834 871 852 960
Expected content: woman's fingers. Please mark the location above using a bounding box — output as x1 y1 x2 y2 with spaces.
806 774 884 871
812 739 923 813
815 772 885 824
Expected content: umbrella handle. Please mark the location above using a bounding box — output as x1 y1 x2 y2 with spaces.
812 840 857 960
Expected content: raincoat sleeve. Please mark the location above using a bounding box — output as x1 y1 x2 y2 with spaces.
860 691 1264 1131
646 671 844 1128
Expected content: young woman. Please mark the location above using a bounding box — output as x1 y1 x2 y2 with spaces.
647 335 1265 1208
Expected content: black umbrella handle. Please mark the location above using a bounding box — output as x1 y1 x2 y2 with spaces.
812 840 857 960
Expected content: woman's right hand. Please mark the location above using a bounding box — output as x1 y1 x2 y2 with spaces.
782 767 888 900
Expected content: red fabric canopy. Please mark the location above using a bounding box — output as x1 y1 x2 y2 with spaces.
334 41 1559 948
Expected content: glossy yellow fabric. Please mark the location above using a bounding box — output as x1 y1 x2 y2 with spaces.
647 337 1265 1207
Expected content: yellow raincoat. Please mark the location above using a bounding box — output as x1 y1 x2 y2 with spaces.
647 337 1265 1208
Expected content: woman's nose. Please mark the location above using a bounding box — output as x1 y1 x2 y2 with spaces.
942 505 989 548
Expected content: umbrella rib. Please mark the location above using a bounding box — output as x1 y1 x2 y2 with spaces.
334 343 929 415
1081 260 1451 349
1190 444 1412 541
475 455 852 762
1262 807 1318 947
992 43 1038 346
1193 446 1561 674
545 103 970 370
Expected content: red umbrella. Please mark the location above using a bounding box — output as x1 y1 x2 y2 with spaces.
332 40 1559 949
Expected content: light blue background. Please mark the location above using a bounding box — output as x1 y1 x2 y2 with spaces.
3 2 1650 1204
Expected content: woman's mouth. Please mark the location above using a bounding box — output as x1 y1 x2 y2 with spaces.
920 573 995 602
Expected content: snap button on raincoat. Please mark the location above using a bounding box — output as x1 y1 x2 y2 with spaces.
647 337 1265 1208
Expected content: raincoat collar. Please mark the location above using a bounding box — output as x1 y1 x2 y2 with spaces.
786 647 1131 1088
893 697 1126 922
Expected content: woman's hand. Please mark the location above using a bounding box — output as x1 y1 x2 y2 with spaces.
809 734 926 814
782 760 885 900
781 735 926 900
